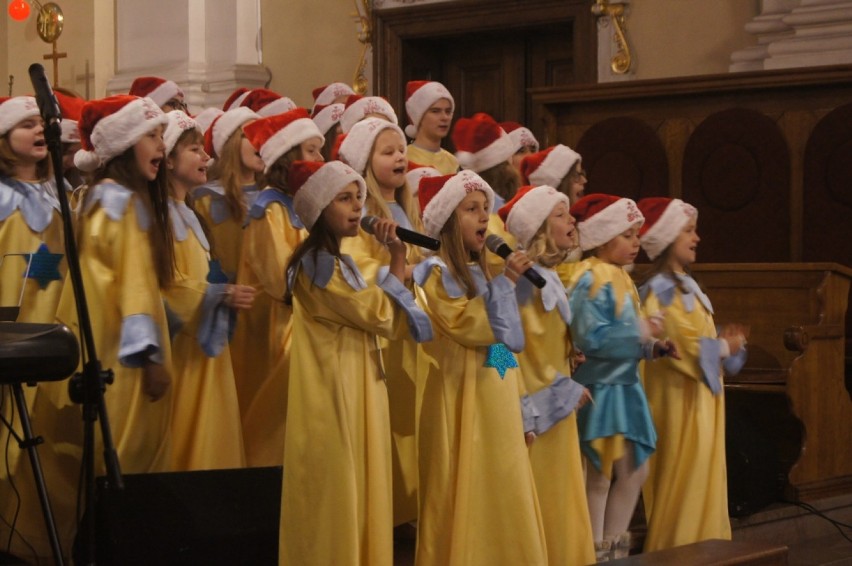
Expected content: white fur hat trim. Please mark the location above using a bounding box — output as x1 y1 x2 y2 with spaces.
456 131 516 174
164 110 200 155
146 80 184 108
528 144 581 187
0 97 39 136
405 166 441 197
258 117 323 172
506 185 570 249
506 126 539 153
421 170 495 238
339 117 405 176
640 199 698 260
256 96 297 118
312 103 344 136
294 161 366 230
404 82 454 139
577 198 644 251
212 107 258 158
340 97 398 134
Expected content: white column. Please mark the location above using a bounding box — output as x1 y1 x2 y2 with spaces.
730 0 800 72
107 0 269 111
765 0 852 69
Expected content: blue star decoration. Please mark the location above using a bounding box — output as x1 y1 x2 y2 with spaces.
484 343 518 379
206 259 229 284
24 243 63 289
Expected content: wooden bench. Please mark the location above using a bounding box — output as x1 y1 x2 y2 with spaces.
611 539 788 565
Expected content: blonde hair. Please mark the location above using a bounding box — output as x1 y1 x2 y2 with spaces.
525 219 570 268
216 125 257 221
435 209 488 299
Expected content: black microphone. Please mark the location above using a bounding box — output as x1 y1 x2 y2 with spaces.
28 64 62 134
361 215 440 251
486 234 547 289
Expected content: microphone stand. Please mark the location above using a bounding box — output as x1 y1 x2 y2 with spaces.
28 63 122 565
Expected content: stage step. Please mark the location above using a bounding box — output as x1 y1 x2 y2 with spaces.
609 539 788 565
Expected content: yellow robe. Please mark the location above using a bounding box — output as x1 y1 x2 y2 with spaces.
406 144 459 175
516 271 596 566
236 193 305 467
641 278 732 551
163 199 245 471
281 253 415 566
486 213 517 278
414 260 547 566
191 181 255 282
341 208 424 525
2 183 172 559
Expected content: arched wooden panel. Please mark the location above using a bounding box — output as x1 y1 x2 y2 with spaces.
682 108 790 263
575 116 669 201
803 102 852 266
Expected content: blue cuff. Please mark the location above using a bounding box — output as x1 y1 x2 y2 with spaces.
378 269 433 343
119 314 163 367
723 345 748 377
520 395 539 434
484 274 524 352
699 337 724 395
197 283 232 357
528 374 586 435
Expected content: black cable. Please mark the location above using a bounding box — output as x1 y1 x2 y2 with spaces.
780 498 852 545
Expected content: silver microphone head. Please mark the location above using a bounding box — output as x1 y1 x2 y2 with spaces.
485 234 505 253
359 215 378 234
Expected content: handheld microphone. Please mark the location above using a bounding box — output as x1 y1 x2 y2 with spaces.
28 64 62 132
361 215 440 251
485 234 547 289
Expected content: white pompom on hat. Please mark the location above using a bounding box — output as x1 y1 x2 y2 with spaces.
403 80 454 139
451 113 516 173
339 95 398 134
242 107 324 173
73 95 168 173
311 82 356 114
500 121 539 153
312 103 345 136
129 76 184 108
290 160 366 230
202 106 258 160
163 110 200 155
498 184 570 249
521 144 581 187
569 193 644 251
418 170 495 239
637 197 698 260
338 117 406 176
0 96 40 137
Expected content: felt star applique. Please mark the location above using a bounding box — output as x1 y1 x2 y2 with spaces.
485 343 518 379
24 243 63 289
206 259 229 284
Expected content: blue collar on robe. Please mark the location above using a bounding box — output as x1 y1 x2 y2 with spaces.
168 199 209 250
516 264 571 324
84 182 151 231
192 181 258 225
248 188 304 229
413 255 489 298
0 176 61 232
639 272 713 314
292 249 366 291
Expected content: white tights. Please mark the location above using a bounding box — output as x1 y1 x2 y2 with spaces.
584 444 649 541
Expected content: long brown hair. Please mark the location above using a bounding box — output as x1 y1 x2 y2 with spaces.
283 213 340 305
634 245 696 294
168 128 216 253
0 132 52 180
216 125 257 221
436 211 488 299
477 161 520 202
92 146 175 288
263 146 301 194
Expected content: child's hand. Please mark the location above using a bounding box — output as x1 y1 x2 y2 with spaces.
225 284 256 310
647 311 666 338
142 362 171 402
504 250 534 284
654 339 680 360
524 431 537 447
719 323 749 354
576 387 593 410
570 350 586 371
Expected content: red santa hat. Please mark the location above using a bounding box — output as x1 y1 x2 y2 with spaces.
338 117 406 176
405 162 441 197
451 113 515 173
243 107 323 173
311 82 356 114
418 170 495 238
203 106 258 160
498 184 570 249
569 194 644 251
222 87 251 111
637 197 698 260
54 91 86 144
500 121 539 153
128 76 184 109
163 110 200 155
290 160 366 230
521 144 582 187
74 95 168 173
403 80 454 139
239 88 297 118
0 96 40 137
339 95 398 134
312 103 345 136
192 107 223 135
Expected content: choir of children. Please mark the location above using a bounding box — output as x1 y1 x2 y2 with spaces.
0 78 745 565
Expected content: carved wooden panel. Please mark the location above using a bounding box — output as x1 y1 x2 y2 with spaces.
682 108 790 263
575 116 669 201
